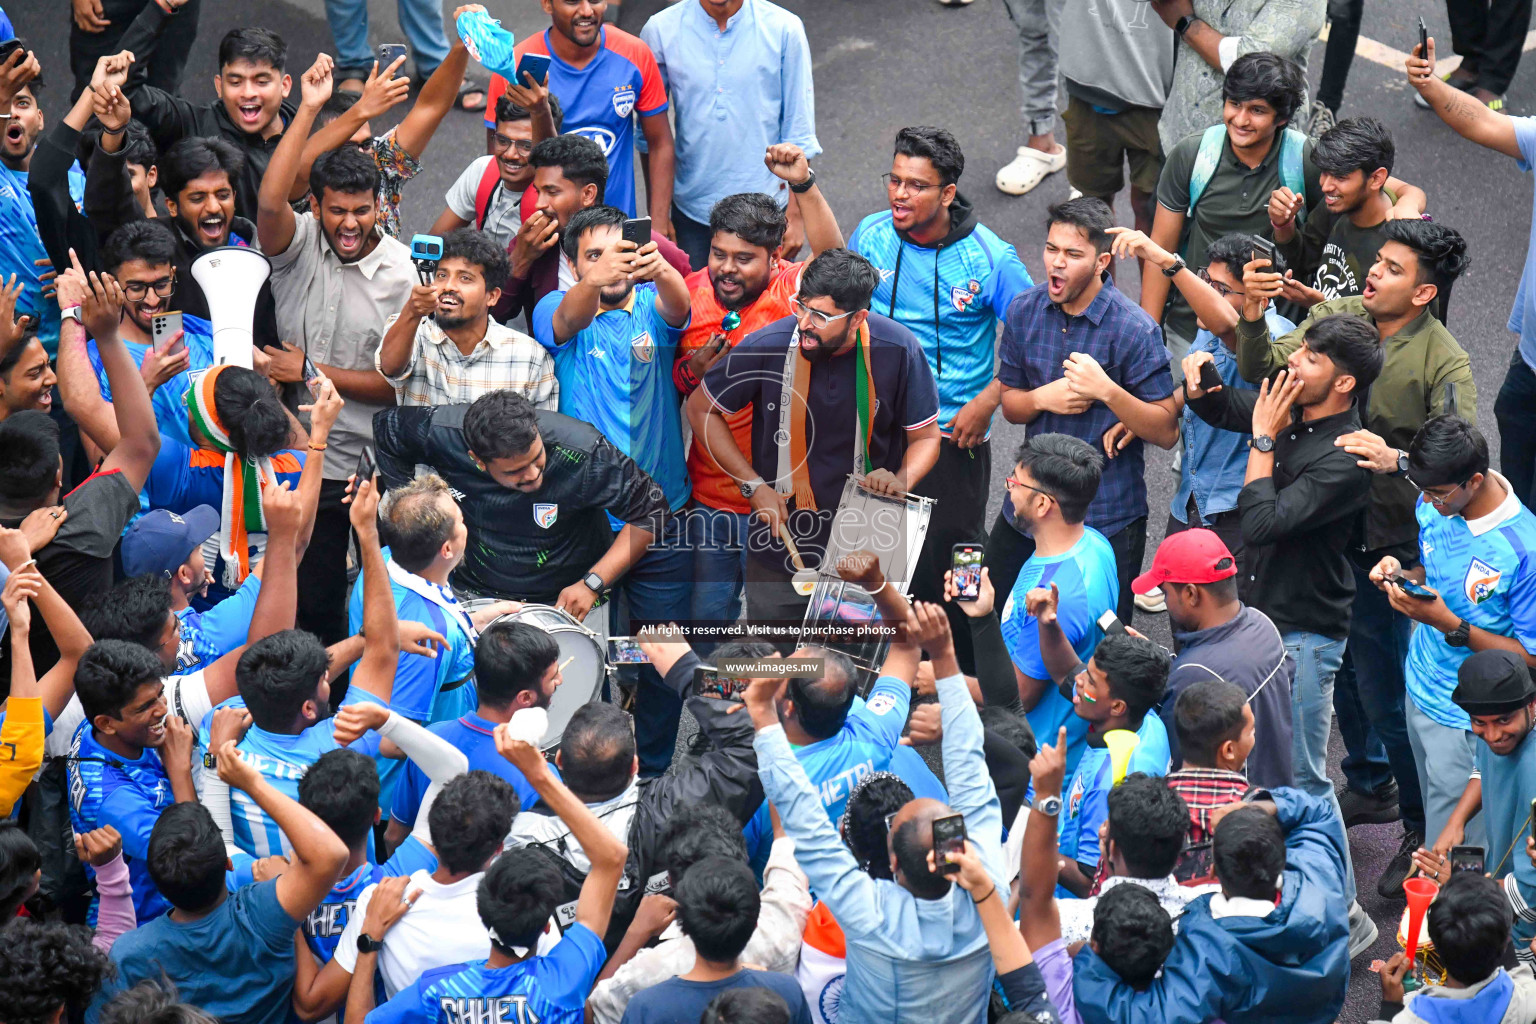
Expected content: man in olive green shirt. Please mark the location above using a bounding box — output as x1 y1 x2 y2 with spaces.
1236 217 1473 900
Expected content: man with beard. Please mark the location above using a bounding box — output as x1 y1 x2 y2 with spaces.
534 204 692 775
0 55 85 356
384 618 563 857
851 126 1032 670
1273 117 1408 307
688 248 941 625
108 15 294 219
430 85 563 249
258 55 416 649
994 197 1177 621
481 0 675 226
377 227 557 408
1408 650 1536 964
673 144 841 631
1186 314 1381 948
373 390 669 617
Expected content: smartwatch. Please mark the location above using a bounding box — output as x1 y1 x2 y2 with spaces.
202 752 217 770
739 476 768 499
60 305 82 324
1251 435 1276 453
1175 14 1197 37
788 169 817 194
357 933 384 954
582 571 606 596
1445 617 1473 648
1162 255 1187 278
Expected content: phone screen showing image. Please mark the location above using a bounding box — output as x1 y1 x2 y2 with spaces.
608 637 649 664
932 813 966 875
951 545 982 602
1450 845 1485 875
692 666 739 701
302 355 323 399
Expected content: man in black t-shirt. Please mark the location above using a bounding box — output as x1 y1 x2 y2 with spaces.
0 262 161 675
372 391 669 616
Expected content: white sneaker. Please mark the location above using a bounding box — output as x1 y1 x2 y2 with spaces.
1134 589 1167 614
996 144 1065 196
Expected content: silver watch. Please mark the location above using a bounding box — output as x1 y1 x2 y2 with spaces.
739 476 767 499
1032 794 1063 817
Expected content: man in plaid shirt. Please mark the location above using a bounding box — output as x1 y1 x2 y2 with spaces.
1165 678 1257 884
377 228 558 409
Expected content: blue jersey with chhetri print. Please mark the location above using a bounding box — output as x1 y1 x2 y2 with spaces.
1406 486 1536 730
365 922 607 1024
199 697 382 857
848 210 1032 437
304 836 437 964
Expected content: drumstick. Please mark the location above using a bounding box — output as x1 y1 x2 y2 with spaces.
777 523 807 572
558 656 575 673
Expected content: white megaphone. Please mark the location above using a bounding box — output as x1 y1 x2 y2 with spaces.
190 246 271 369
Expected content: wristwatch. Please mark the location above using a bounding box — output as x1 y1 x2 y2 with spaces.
356 933 384 955
1251 434 1276 453
789 169 817 194
1032 794 1063 817
739 476 768 499
1175 14 1197 37
60 305 82 324
1162 255 1187 278
581 571 606 596
1445 617 1473 648
1396 449 1410 475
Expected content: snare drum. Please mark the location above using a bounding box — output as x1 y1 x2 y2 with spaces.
462 601 607 749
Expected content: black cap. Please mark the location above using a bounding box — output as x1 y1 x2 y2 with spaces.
1452 650 1536 716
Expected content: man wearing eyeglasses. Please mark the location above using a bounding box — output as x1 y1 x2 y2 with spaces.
1369 415 1536 862
687 248 940 624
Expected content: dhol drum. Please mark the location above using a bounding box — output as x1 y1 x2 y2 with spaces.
461 601 607 749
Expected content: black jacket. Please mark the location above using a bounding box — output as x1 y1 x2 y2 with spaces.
118 0 295 221
522 650 763 952
372 405 670 602
1189 387 1372 639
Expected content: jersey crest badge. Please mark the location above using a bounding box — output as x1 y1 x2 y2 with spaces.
534 503 559 529
632 330 654 363
612 84 636 118
950 285 975 313
866 693 897 716
1465 557 1502 604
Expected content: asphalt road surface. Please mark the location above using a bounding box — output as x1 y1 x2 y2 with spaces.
19 1 1536 1019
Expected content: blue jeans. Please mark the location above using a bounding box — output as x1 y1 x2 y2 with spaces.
322 0 451 78
1284 629 1357 903
613 514 694 776
1333 557 1425 832
686 503 750 646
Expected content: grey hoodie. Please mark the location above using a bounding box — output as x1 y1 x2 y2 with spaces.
1373 964 1536 1024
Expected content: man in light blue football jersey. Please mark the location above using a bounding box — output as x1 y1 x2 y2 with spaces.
532 202 694 779
350 733 626 1024
344 472 522 809
999 434 1119 778
1372 415 1536 853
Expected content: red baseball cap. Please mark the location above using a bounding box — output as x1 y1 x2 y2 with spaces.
1132 529 1238 592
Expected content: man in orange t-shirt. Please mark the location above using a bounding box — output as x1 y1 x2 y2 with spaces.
672 144 842 630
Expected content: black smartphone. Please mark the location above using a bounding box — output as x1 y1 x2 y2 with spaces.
1418 16 1429 58
1197 360 1224 393
355 445 376 486
932 813 966 875
0 39 25 66
1250 237 1276 267
951 544 982 602
301 355 323 399
607 637 649 664
1450 845 1485 875
692 665 740 701
1388 572 1438 600
1097 609 1129 637
621 217 652 248
378 43 408 77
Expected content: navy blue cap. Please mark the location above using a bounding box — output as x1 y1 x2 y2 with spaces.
120 506 220 578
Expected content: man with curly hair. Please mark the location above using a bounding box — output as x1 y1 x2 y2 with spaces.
0 919 112 1024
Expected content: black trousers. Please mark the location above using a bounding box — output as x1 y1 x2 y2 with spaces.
983 512 1147 626
296 479 355 655
910 438 992 675
69 0 203 101
1317 0 1365 112
1447 0 1534 94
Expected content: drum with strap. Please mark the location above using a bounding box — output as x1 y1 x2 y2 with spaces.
461 601 607 749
